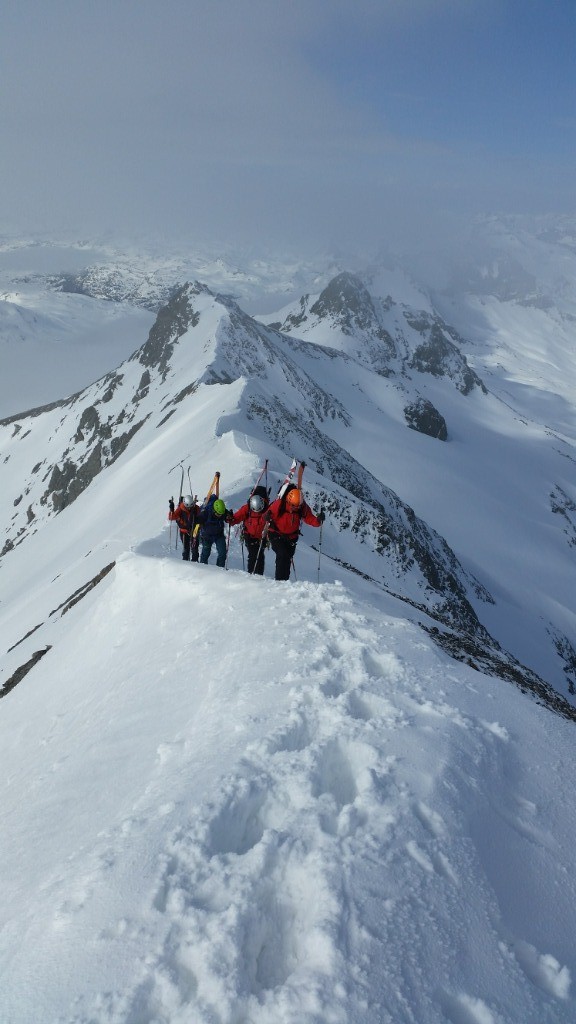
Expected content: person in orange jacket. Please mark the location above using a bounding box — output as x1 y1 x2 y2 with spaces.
228 485 270 575
266 483 324 581
168 494 200 561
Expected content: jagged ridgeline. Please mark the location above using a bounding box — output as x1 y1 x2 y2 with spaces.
1 275 574 717
1 280 483 624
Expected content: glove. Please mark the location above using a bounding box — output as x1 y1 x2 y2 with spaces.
169 498 175 513
318 510 325 524
225 511 234 523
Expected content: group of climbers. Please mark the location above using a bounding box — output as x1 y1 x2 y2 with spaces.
168 461 325 581
169 492 229 568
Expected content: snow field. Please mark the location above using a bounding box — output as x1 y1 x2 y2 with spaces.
1 541 575 1023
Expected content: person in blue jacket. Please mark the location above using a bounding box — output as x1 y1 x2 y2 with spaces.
197 495 230 567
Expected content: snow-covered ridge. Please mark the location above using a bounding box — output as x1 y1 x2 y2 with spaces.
1 218 576 1023
2 257 575 710
1 549 576 1023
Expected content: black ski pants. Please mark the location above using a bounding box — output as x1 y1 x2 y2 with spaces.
269 534 297 581
245 536 265 576
180 531 199 562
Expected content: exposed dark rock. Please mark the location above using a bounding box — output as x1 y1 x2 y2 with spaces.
75 405 100 442
135 283 202 378
172 382 198 404
49 561 116 617
0 647 52 699
248 389 491 638
101 373 124 403
276 295 310 332
406 315 485 395
109 419 148 461
551 485 576 547
7 622 44 652
49 269 176 311
550 629 576 695
132 370 151 403
309 273 395 361
156 410 176 428
424 625 576 722
404 397 448 440
2 564 115 697
46 444 103 512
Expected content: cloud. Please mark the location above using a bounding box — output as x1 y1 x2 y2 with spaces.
0 0 572 255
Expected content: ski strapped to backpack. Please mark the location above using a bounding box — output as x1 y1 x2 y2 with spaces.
192 471 221 543
264 457 307 579
277 457 298 499
204 471 220 503
249 458 269 499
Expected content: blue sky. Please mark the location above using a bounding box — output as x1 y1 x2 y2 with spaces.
313 1 576 157
0 0 574 253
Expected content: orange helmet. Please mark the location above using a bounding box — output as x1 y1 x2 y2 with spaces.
286 487 303 509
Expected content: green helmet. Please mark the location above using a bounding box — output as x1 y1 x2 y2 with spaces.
213 498 226 516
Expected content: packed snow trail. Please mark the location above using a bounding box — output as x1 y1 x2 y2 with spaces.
0 549 574 1023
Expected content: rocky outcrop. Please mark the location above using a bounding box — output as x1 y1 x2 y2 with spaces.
405 313 485 395
404 397 448 440
134 284 202 378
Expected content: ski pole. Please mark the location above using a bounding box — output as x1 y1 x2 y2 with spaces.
225 522 231 570
169 464 185 548
251 521 269 575
317 515 324 583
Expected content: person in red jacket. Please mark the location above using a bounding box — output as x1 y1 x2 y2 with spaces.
228 485 270 575
168 494 200 561
267 484 324 581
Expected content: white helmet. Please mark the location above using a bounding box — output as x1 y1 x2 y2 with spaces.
249 494 265 512
183 495 193 508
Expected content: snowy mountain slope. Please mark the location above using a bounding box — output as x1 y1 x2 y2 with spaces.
0 239 344 415
1 224 576 1023
427 215 576 435
1 549 576 1024
0 288 155 419
3 277 573 716
258 272 576 703
264 270 485 396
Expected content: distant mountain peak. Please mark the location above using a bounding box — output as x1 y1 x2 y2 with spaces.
134 283 204 377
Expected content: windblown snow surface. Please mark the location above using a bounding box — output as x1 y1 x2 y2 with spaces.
1 532 575 1024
